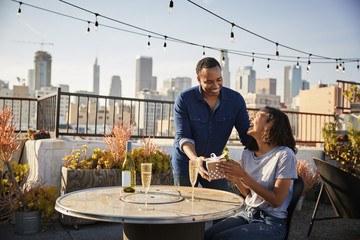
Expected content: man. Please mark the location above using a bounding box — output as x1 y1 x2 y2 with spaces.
171 57 250 191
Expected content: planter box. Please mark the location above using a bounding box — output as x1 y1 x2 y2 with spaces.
60 167 122 226
60 167 174 226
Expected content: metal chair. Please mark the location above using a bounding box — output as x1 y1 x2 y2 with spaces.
307 157 360 237
285 175 304 240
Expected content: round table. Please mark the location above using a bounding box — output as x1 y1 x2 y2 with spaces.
56 185 244 240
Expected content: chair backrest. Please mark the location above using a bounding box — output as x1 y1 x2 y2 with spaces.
313 157 360 218
285 176 304 240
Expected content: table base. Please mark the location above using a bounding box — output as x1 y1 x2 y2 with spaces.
123 222 205 240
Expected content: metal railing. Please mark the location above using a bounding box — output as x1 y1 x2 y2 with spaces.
1 89 336 145
336 79 360 113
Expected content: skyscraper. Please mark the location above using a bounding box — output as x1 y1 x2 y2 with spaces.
235 66 256 95
27 69 35 96
284 65 302 107
93 57 100 95
135 56 156 96
34 51 51 91
109 75 122 97
218 50 230 88
256 78 277 95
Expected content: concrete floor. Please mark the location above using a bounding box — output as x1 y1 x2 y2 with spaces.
1 199 360 240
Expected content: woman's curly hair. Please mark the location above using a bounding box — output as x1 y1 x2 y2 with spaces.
247 106 297 154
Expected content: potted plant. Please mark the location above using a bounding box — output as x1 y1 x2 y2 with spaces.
0 106 58 234
343 85 360 113
132 137 172 185
295 159 320 210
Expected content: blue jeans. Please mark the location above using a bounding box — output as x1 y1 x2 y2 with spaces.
205 210 287 240
172 171 229 191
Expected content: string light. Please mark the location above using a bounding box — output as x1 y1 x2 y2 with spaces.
306 66 309 73
251 53 255 65
15 0 360 72
275 43 279 60
163 36 167 51
17 2 22 16
266 58 270 72
169 1 174 14
336 59 339 72
357 60 359 72
86 21 90 34
202 46 206 58
230 23 235 42
296 57 300 69
147 35 151 49
307 53 312 71
342 62 345 73
94 13 99 31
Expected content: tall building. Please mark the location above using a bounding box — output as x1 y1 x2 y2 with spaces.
218 50 230 88
284 65 302 107
302 80 310 90
27 69 35 96
235 66 256 95
256 78 276 95
34 51 52 91
93 58 100 95
109 75 122 97
163 77 192 92
135 56 156 96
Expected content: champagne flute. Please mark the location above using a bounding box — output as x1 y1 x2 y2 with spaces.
139 163 154 211
189 159 199 202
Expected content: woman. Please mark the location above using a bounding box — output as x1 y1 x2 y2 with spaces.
205 107 298 240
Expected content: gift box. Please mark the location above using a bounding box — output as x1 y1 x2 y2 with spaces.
206 158 226 180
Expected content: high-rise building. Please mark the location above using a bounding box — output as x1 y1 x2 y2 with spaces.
34 51 52 90
109 75 122 97
235 66 256 95
256 78 276 95
284 65 302 107
218 50 230 88
27 69 35 96
302 80 310 90
163 77 192 92
93 57 100 95
135 56 156 96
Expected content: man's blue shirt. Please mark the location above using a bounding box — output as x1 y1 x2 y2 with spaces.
171 85 250 176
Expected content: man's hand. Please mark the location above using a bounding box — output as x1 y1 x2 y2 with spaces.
196 156 210 181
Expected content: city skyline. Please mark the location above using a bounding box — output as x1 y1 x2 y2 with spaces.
0 0 359 99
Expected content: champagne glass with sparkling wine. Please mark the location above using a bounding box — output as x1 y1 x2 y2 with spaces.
189 159 199 202
139 163 154 211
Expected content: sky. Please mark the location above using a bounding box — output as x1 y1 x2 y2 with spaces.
0 0 359 99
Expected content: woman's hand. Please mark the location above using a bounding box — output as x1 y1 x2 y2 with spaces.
216 159 246 180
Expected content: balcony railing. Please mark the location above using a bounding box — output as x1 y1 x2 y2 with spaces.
336 79 360 113
1 89 336 145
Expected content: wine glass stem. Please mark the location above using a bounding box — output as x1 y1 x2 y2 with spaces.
145 191 148 208
192 186 194 201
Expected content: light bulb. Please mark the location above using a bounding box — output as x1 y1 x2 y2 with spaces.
163 36 167 51
147 36 151 49
357 61 359 72
230 23 235 42
94 14 99 31
169 0 174 14
222 56 225 66
296 57 300 69
17 2 22 16
275 43 279 60
307 54 312 70
306 66 309 73
266 58 270 72
251 53 254 65
336 65 339 72
86 21 90 34
202 46 205 57
342 63 345 73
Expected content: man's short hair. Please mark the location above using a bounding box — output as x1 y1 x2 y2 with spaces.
196 57 221 76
